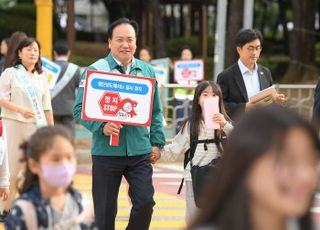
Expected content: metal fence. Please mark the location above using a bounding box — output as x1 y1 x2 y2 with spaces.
275 84 316 118
159 83 316 139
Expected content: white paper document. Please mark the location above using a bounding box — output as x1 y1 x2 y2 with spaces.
249 86 277 104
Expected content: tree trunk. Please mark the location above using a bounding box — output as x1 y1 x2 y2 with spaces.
278 0 289 54
259 2 267 37
101 0 147 25
102 2 125 23
224 0 244 68
66 0 75 53
282 0 317 83
151 0 167 58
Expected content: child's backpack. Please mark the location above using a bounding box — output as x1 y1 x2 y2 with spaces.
177 126 226 207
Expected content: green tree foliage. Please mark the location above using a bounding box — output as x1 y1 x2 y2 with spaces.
0 0 17 9
0 3 35 38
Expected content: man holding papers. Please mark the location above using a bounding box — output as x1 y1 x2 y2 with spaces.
217 29 285 120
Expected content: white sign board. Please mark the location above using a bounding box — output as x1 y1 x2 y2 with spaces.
151 57 171 69
82 70 155 126
41 56 61 89
174 59 204 82
153 66 169 85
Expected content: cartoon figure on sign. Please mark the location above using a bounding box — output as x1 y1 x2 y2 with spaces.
120 99 138 118
181 68 191 78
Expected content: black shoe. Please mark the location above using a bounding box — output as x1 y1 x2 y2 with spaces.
0 210 9 222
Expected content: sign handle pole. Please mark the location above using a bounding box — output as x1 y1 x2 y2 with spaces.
110 123 120 146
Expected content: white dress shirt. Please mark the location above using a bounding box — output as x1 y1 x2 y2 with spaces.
112 55 135 74
237 59 260 99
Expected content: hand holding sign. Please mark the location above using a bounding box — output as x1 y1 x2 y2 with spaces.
212 113 227 129
102 122 123 136
102 122 123 146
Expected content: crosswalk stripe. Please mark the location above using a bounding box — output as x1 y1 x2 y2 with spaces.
116 200 185 207
116 220 186 228
74 165 187 229
117 210 185 216
152 173 183 178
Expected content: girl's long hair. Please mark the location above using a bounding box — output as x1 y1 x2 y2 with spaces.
181 81 231 150
18 125 74 194
188 104 320 230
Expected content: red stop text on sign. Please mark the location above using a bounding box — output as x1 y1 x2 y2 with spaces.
98 91 121 116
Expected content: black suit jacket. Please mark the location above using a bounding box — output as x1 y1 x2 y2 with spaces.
217 62 273 121
312 81 320 131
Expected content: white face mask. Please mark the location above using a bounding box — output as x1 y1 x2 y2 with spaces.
41 163 76 188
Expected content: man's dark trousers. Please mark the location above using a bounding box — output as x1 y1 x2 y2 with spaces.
92 154 155 230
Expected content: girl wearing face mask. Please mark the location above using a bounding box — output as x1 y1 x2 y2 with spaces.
5 125 96 229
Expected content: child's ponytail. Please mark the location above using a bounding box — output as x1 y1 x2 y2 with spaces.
18 140 39 194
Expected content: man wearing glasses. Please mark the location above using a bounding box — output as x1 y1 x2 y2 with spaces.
217 29 285 121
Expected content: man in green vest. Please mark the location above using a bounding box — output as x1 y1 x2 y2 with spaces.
73 18 165 230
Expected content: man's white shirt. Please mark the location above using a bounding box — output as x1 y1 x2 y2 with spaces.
238 59 260 99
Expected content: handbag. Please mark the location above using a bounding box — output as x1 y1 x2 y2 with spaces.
191 157 220 207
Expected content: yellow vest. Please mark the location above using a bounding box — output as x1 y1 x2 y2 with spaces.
174 81 196 100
